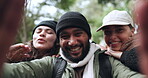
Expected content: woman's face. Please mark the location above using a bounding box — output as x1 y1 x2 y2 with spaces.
103 25 135 51
33 26 56 50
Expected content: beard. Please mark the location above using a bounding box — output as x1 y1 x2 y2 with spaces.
62 40 90 63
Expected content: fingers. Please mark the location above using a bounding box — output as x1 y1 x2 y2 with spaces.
52 54 61 57
13 46 30 56
9 43 31 54
7 50 31 62
11 53 30 61
121 34 140 51
96 44 107 50
9 43 26 53
105 50 123 59
121 41 133 51
105 51 112 56
105 49 114 56
120 37 134 51
7 43 31 62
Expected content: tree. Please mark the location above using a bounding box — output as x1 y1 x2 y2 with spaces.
16 0 76 43
16 0 135 44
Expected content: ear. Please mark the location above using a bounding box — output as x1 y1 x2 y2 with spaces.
131 28 135 36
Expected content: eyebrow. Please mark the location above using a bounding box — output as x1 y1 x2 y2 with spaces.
73 28 83 32
60 29 83 36
36 27 53 30
60 31 68 36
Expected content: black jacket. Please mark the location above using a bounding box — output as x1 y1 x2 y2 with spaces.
120 47 140 72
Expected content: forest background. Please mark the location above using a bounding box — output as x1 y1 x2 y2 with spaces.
16 0 136 45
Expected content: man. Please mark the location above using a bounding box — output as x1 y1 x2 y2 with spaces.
2 12 145 78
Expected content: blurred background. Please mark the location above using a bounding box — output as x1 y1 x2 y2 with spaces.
16 0 136 44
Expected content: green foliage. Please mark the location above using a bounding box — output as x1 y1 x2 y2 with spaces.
91 26 103 43
97 0 132 8
15 0 136 44
98 0 113 4
98 0 117 7
16 0 76 43
56 0 76 10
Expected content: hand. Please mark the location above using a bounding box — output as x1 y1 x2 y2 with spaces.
96 44 108 50
105 49 122 59
6 43 31 62
120 34 140 52
52 54 61 57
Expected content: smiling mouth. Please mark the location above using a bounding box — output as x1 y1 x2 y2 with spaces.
67 46 81 54
111 42 120 44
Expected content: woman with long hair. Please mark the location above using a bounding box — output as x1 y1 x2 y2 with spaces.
6 20 60 62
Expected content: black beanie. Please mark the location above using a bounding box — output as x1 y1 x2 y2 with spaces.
32 20 57 35
56 12 91 38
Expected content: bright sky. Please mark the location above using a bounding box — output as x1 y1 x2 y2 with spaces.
27 0 57 24
28 0 57 14
27 0 90 24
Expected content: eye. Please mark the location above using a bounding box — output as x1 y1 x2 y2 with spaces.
60 34 69 40
104 30 111 35
75 32 82 37
116 28 124 33
47 30 54 34
35 29 42 33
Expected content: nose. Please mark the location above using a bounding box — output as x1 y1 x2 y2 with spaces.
110 33 117 40
39 31 45 37
68 36 77 46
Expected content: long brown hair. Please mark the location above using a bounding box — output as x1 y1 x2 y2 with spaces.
26 39 60 60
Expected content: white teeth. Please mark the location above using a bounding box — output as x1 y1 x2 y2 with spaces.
70 47 80 51
111 42 119 44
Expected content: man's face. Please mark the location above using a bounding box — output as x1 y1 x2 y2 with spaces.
59 27 90 63
103 25 135 51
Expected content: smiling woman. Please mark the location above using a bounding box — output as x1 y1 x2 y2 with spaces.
97 10 141 72
0 0 25 74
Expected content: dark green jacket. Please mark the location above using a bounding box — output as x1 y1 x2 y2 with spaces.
2 49 145 78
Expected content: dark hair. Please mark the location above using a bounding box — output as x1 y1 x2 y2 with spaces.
25 40 60 60
102 24 134 31
128 24 134 29
32 20 57 36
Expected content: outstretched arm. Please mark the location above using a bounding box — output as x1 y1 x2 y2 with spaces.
0 0 25 73
135 0 148 75
2 56 54 78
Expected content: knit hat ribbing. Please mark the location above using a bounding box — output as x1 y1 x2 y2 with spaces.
32 20 57 35
56 12 91 38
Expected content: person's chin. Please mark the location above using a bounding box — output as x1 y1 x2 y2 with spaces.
111 47 120 51
36 46 47 49
70 53 82 58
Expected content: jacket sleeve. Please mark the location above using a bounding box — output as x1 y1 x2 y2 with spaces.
2 56 54 78
109 56 145 78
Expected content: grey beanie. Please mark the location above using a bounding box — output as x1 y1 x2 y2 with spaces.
32 20 57 35
56 12 91 38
